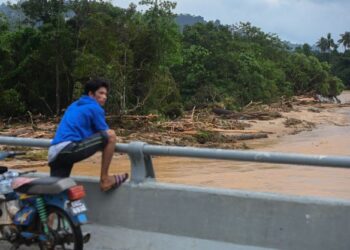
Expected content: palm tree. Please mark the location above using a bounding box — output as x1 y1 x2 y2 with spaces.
316 37 328 52
317 33 338 53
338 32 350 50
326 33 338 52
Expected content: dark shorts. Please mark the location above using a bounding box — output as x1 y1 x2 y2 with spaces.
49 132 109 177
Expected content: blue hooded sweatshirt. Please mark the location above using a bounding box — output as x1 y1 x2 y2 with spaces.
51 95 109 145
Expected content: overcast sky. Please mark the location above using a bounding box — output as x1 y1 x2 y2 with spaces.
1 0 349 45
112 0 350 45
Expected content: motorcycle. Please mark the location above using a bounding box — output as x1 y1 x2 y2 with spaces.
0 151 90 250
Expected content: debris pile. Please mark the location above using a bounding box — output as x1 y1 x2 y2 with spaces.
1 94 345 154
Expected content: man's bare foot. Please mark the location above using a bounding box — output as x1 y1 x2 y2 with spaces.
100 173 128 192
100 176 115 191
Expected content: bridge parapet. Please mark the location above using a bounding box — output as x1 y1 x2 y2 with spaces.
1 136 350 249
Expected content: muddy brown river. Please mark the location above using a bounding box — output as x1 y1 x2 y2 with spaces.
68 92 350 200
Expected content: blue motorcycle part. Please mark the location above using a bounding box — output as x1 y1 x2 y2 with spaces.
38 234 48 242
13 205 36 226
0 152 9 160
20 232 34 239
43 192 88 225
20 231 48 241
77 213 88 224
5 191 18 201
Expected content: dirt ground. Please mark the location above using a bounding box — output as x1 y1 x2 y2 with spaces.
1 92 350 200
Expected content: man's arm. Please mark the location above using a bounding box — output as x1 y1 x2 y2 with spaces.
92 107 109 132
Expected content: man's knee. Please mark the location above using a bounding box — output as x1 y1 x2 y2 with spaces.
106 129 117 143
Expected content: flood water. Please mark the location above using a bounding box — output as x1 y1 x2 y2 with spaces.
73 92 350 200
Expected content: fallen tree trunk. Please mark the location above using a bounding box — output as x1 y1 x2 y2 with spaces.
210 128 273 134
212 108 233 116
213 108 282 120
230 133 268 141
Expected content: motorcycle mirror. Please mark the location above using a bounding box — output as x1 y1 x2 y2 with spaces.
0 166 8 174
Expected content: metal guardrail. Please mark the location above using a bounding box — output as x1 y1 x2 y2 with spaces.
0 136 350 183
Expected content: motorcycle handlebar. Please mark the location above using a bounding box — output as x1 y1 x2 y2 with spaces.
0 151 26 160
0 152 36 180
8 151 26 157
19 170 37 176
0 169 37 181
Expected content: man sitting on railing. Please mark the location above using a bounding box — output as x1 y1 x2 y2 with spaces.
48 78 128 192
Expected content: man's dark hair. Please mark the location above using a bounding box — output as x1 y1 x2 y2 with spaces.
84 78 109 95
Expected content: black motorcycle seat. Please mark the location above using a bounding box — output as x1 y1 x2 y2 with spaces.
14 177 77 195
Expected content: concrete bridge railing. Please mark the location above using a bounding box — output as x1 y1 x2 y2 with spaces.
78 177 350 250
1 136 350 250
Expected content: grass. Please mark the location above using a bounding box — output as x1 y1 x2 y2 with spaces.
23 150 48 161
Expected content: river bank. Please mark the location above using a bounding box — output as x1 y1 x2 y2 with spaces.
1 92 350 200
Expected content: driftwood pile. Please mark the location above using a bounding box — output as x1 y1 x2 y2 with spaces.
1 112 58 138
150 106 274 145
212 108 282 120
0 106 275 148
106 114 159 132
2 96 324 147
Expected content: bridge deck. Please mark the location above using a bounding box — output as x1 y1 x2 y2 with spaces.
0 224 271 250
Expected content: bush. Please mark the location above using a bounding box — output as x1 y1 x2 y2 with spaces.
162 102 183 119
327 76 344 97
0 89 26 116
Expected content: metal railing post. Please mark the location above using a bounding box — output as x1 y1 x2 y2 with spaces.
127 141 155 183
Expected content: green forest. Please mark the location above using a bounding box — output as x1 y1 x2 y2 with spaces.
0 0 349 118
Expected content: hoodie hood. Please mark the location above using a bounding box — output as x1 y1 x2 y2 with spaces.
77 95 99 106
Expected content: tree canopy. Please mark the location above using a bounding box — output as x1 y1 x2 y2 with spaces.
0 0 347 118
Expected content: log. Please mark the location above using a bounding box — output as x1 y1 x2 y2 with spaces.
231 133 268 141
211 128 273 134
174 130 269 140
212 108 233 115
213 108 282 120
106 114 159 120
